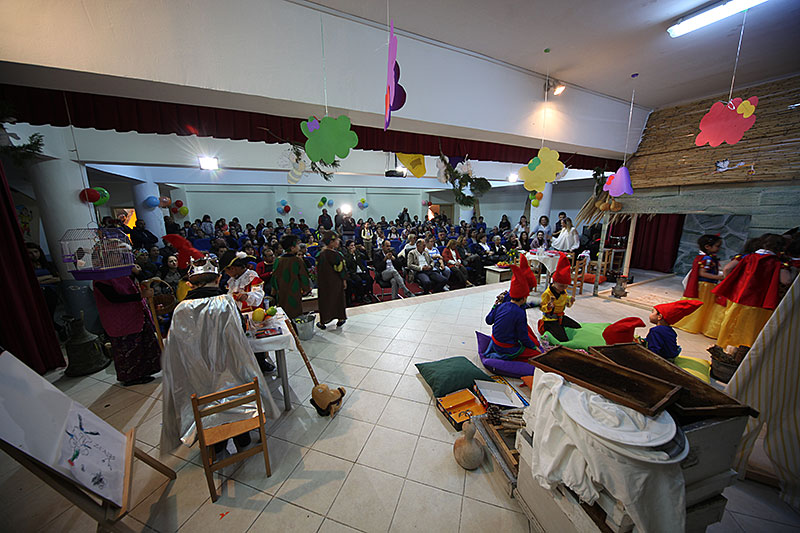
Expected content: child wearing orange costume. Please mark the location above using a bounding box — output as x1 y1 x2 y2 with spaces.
675 235 727 338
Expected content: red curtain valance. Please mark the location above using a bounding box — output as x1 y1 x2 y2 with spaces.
0 84 621 169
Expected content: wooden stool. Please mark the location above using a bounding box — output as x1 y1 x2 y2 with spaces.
191 378 271 502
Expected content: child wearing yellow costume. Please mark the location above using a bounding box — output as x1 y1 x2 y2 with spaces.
675 235 727 338
538 254 581 342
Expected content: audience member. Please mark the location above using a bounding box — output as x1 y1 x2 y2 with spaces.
408 238 447 294
375 240 414 299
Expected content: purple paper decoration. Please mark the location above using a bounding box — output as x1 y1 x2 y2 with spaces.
307 117 320 132
384 19 398 130
390 62 406 111
603 166 634 197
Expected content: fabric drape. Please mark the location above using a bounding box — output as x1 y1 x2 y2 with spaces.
0 161 65 374
0 84 621 169
609 214 685 273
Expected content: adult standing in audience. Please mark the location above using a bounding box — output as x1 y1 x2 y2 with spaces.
316 231 348 329
554 212 568 234
164 216 180 235
532 215 553 243
513 216 529 237
361 221 374 260
344 240 373 304
375 240 414 299
201 215 214 237
318 208 333 230
130 219 159 250
334 208 344 232
341 215 356 242
408 238 447 294
398 207 411 225
499 214 512 234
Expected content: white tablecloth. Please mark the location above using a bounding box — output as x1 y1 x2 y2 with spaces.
244 308 296 353
526 251 560 274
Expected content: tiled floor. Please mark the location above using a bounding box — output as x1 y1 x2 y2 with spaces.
2 281 799 532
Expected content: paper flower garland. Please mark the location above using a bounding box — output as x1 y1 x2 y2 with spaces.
300 115 359 164
397 153 426 178
695 96 758 147
519 147 565 192
603 166 634 197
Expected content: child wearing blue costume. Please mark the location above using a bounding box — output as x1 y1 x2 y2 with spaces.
645 299 703 359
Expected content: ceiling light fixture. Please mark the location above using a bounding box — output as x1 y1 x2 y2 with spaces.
508 172 519 183
198 156 219 170
667 0 769 38
341 203 353 215
544 79 566 96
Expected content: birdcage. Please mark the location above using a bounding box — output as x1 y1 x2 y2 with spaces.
59 227 135 280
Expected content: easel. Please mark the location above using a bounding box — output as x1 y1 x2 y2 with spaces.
0 428 175 533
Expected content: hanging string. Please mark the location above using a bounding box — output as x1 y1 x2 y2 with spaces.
320 15 329 116
541 51 550 150
622 87 636 166
727 9 748 105
63 92 95 227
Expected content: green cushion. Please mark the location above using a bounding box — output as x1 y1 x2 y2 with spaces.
544 322 610 350
415 356 492 398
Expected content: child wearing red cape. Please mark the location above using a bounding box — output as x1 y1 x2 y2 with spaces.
675 234 727 338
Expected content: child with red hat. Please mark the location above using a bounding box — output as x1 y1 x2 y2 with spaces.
483 255 542 359
538 254 581 342
645 300 703 359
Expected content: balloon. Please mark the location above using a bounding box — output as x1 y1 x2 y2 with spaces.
532 199 540 207
79 188 100 203
422 200 427 206
321 197 327 203
92 187 109 206
363 202 368 208
528 191 536 199
360 198 366 203
531 200 536 206
171 206 179 214
143 195 160 208
277 207 284 215
159 196 171 208
280 199 287 206
327 199 334 206
357 202 363 209
174 200 184 208
283 205 291 213
535 192 544 200
178 206 189 216
318 202 324 208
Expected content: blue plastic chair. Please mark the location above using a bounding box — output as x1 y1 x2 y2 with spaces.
194 238 212 251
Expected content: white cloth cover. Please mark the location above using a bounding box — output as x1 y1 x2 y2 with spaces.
552 228 580 252
160 294 280 452
226 269 265 310
527 370 686 533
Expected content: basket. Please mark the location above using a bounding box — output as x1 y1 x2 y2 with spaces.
710 356 738 383
294 313 316 341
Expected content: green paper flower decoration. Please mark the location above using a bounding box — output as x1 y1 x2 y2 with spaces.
300 115 359 165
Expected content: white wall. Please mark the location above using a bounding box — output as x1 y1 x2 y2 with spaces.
549 180 595 232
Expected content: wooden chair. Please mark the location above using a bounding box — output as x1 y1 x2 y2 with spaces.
191 378 271 502
141 277 177 350
571 256 587 297
587 249 611 281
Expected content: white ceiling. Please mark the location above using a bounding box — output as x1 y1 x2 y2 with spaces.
304 0 800 108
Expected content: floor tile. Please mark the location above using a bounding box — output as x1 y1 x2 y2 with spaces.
378 397 429 435
312 416 374 462
339 388 390 424
318 518 362 532
248 497 324 533
422 331 453 346
357 425 418 477
316 343 357 363
413 343 446 361
459 497 529 533
270 405 331 447
371 326 402 339
178 479 270 532
383 339 420 357
69 380 146 419
393 329 424 342
230 437 307 495
0 468 74 532
390 480 462 533
404 358 428 376
373 352 411 374
359 368 402 395
358 336 393 352
463 460 519 511
392 374 433 404
407 436 465 494
131 412 164 448
730 511 800 532
403 319 430 331
724 482 800 525
326 363 370 389
275 449 352 516
328 464 404 533
344 347 383 368
707 511 744 533
104 395 163 434
421 404 461 444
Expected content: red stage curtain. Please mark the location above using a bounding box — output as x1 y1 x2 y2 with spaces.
0 162 65 373
610 214 686 273
0 84 621 169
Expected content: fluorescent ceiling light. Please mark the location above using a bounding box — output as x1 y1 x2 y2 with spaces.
667 0 768 38
553 84 566 96
198 156 219 170
508 172 518 183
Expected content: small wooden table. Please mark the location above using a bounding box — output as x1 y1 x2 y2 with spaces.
485 265 512 284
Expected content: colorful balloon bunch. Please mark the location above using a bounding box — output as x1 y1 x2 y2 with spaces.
78 187 110 206
169 200 189 216
317 196 333 209
528 190 544 207
421 200 432 207
357 197 369 209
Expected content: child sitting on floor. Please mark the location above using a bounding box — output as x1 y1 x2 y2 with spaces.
483 255 541 359
538 254 581 342
675 234 727 338
644 300 703 359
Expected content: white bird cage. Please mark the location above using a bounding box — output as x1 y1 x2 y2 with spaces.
59 227 135 280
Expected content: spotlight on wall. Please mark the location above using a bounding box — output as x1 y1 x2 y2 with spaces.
545 79 566 96
508 172 519 183
198 156 219 170
667 0 769 38
341 203 353 214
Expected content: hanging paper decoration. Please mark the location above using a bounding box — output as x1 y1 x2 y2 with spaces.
455 160 473 177
695 96 758 147
79 188 101 204
300 116 358 164
92 187 110 206
287 151 306 184
390 62 407 112
603 166 634 197
396 153 426 178
384 19 404 131
519 147 564 192
435 157 449 184
143 195 160 208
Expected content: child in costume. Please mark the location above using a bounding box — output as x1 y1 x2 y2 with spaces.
602 317 646 345
160 255 280 453
712 234 792 349
483 255 542 359
220 250 264 313
538 254 581 342
676 234 727 338
645 300 703 360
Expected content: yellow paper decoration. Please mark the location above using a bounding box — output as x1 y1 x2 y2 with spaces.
397 153 427 178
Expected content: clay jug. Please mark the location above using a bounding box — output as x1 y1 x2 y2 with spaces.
453 420 484 470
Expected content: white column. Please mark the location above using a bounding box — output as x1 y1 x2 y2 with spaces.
132 179 166 241
529 181 554 225
29 158 97 279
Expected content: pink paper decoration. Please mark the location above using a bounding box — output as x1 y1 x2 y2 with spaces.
695 96 758 147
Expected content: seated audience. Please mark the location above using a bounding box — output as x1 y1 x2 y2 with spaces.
408 238 447 294
375 240 414 299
